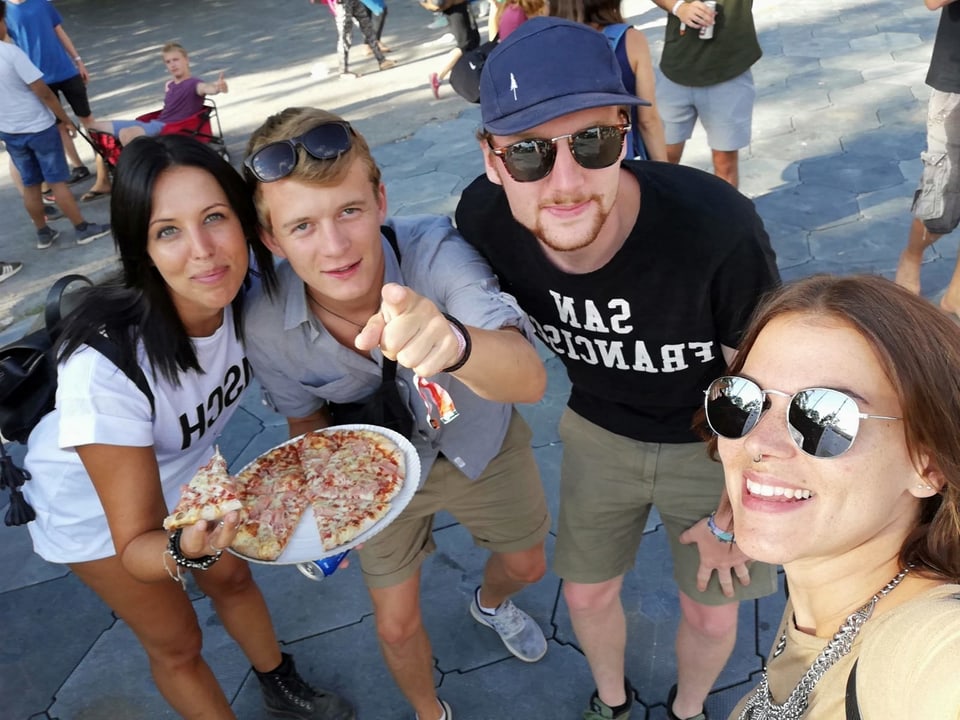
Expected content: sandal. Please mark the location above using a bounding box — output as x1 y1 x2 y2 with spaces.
80 190 110 202
429 72 441 99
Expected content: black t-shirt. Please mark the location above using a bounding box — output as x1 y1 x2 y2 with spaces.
927 3 960 94
455 161 780 443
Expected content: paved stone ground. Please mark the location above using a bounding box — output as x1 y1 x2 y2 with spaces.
0 0 954 717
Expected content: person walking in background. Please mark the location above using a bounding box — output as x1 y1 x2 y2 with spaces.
707 274 960 719
496 0 547 39
650 0 760 187
425 0 480 98
895 0 960 315
0 5 109 249
551 0 666 160
3 0 111 197
456 18 779 720
311 0 395 78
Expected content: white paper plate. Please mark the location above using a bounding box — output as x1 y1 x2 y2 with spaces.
229 424 420 565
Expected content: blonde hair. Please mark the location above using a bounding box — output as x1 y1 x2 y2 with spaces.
161 41 188 57
245 107 381 229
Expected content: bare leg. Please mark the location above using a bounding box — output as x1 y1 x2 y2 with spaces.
90 156 112 194
70 556 236 719
667 141 685 165
437 48 463 82
190 553 283 672
22 185 47 229
711 149 740 188
369 571 443 720
564 576 628 707
672 592 738 718
477 542 546 609
896 217 942 296
118 125 148 146
49 181 86 225
59 122 85 169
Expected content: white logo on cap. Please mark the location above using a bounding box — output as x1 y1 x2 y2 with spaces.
510 72 518 101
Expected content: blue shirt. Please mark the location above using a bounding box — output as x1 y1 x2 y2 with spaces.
4 0 78 84
242 215 535 485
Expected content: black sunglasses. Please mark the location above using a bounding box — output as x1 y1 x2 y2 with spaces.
703 376 901 459
243 122 353 183
487 123 630 183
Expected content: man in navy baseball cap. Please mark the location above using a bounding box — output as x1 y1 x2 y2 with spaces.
457 16 780 720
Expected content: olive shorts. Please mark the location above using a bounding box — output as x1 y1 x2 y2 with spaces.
554 409 777 606
359 409 551 589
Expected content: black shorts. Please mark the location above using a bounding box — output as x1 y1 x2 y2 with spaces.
47 74 92 119
445 3 480 52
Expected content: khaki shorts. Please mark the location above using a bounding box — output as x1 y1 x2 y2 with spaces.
913 89 960 235
656 68 755 151
554 409 777 606
358 409 551 588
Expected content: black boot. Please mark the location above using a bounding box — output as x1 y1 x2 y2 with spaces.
255 653 355 720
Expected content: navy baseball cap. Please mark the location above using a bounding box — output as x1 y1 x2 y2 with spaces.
480 17 650 136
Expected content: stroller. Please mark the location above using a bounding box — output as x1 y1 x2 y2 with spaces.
81 98 229 173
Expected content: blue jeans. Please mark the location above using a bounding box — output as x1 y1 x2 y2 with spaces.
0 123 70 186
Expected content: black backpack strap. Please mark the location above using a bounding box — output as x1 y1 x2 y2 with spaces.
84 332 156 416
845 659 862 720
381 224 400 263
44 274 92 332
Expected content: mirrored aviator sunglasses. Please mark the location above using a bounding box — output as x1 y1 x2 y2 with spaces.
703 375 901 459
488 123 630 183
244 121 354 183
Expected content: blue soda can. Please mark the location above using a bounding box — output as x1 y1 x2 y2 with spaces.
296 551 348 581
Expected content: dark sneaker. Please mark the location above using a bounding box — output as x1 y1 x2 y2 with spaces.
37 226 60 249
0 262 23 283
583 680 634 720
666 684 708 720
75 222 111 245
469 588 547 662
44 205 64 221
67 165 91 184
255 653 354 720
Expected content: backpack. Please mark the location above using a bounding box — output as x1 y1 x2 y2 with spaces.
0 274 155 526
450 38 499 104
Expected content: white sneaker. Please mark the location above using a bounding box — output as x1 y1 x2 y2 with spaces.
469 590 548 662
0 262 23 283
415 698 453 720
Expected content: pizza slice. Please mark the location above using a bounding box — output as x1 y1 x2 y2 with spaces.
315 430 406 503
311 496 391 551
297 430 339 486
163 448 243 530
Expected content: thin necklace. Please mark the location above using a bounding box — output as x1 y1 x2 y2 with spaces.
305 290 367 330
738 566 911 720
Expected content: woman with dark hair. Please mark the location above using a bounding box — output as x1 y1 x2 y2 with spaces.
22 135 354 720
701 274 960 718
550 0 666 161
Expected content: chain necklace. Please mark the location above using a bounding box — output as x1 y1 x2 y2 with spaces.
305 290 367 330
738 566 911 720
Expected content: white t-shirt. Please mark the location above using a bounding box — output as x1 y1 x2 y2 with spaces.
23 307 250 563
0 41 55 134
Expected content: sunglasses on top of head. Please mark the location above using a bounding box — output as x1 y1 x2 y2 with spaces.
703 375 902 459
487 122 631 183
243 121 354 183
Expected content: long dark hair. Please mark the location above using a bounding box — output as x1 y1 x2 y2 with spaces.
58 135 277 384
706 274 960 583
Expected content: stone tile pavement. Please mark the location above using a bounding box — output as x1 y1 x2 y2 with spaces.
0 0 955 717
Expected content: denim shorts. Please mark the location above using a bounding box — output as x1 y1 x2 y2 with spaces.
656 68 756 151
110 118 166 136
0 123 70 186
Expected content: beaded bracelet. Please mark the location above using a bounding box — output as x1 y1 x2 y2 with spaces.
441 313 472 373
167 527 222 570
707 512 735 544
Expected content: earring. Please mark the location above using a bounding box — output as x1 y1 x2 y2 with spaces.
753 454 763 463
917 483 930 490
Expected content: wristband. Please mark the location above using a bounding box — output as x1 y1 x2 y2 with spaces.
167 527 222 570
441 313 472 373
73 56 82 62
707 512 735 544
671 0 684 16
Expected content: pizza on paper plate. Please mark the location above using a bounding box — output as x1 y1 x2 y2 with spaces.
163 448 242 531
229 427 409 561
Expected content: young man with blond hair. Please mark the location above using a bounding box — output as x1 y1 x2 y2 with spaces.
242 106 552 720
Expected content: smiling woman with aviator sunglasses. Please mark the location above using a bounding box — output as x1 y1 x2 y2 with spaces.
702 274 960 719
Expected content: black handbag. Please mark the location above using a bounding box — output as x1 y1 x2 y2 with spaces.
325 225 415 439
